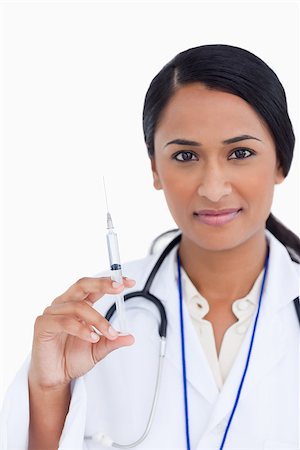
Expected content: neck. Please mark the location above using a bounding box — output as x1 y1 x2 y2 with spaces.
178 228 268 305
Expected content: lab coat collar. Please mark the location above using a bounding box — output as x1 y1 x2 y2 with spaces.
149 229 299 427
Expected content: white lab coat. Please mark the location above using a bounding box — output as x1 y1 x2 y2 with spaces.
1 230 299 450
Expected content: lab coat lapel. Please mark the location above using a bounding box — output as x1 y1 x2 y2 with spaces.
203 230 299 434
204 307 287 433
150 245 219 405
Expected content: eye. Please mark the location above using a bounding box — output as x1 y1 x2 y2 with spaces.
228 148 255 160
172 151 198 162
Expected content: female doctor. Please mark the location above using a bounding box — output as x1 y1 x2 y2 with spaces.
1 44 299 450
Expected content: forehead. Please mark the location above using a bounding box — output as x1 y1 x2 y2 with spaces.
155 83 273 146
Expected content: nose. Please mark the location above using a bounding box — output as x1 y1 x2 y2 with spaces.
197 164 232 202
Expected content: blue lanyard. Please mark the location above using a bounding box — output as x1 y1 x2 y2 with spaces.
176 245 270 450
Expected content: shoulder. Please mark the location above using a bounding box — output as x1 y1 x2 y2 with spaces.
266 229 299 273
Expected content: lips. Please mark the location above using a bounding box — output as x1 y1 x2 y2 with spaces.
194 208 242 226
197 208 242 216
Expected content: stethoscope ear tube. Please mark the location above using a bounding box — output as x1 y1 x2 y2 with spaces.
143 234 181 293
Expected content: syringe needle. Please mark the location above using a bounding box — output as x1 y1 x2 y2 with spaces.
103 176 109 213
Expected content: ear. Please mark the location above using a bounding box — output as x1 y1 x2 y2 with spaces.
150 158 162 190
274 162 285 185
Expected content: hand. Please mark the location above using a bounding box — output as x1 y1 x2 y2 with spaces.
28 276 136 390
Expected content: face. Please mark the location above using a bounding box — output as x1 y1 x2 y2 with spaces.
151 83 285 252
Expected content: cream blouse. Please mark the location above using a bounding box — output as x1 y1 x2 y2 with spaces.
179 266 264 390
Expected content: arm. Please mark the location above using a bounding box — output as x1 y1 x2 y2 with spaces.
28 381 70 450
26 276 135 449
1 277 135 449
0 359 87 450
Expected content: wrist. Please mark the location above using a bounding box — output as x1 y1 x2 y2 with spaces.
28 362 71 392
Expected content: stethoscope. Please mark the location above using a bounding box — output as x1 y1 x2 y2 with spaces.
86 232 300 449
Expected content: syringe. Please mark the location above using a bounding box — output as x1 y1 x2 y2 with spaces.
103 179 127 333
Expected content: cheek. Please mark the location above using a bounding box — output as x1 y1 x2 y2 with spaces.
162 178 192 208
159 166 195 198
240 165 276 215
158 169 198 228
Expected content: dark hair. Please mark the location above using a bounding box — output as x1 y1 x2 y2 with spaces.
143 44 299 262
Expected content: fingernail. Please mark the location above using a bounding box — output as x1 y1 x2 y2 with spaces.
112 281 122 289
108 325 119 337
124 277 136 283
90 332 100 342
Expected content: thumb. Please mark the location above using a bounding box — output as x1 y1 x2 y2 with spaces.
92 334 135 364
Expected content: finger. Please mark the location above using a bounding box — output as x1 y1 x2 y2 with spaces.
52 277 136 305
34 314 104 344
43 301 121 340
87 277 136 303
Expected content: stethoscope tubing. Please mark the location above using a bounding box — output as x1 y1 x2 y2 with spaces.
93 233 299 449
105 291 167 338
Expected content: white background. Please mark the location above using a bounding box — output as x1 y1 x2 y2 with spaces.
1 0 299 403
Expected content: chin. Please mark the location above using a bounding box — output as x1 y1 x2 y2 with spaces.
181 224 255 253
184 222 265 253
193 237 246 252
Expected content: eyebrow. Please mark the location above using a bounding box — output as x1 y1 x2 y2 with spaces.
164 134 263 148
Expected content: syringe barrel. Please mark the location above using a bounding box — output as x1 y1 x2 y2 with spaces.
106 228 126 332
106 230 122 276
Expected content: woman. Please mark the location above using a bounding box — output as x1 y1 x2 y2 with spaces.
1 44 299 450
